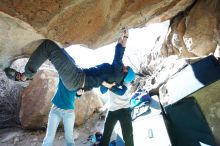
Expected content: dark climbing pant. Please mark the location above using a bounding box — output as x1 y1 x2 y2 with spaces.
100 108 134 146
24 39 85 91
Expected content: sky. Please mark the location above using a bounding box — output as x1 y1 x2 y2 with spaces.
65 21 170 72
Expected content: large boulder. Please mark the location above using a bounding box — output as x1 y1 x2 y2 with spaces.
19 70 58 129
74 92 103 126
160 0 219 57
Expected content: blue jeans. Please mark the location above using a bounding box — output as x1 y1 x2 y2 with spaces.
42 106 75 146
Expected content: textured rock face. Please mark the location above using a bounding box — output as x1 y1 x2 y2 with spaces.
0 12 44 69
0 71 23 128
1 0 219 70
19 70 58 129
160 0 220 58
0 0 195 47
74 91 103 126
0 0 195 69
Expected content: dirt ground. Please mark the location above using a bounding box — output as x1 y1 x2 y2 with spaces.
0 112 107 146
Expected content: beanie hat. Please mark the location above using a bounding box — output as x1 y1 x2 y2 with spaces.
124 67 135 83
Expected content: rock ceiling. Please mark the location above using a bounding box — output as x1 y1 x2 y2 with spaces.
0 0 219 69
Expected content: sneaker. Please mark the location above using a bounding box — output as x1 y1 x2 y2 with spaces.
4 67 31 81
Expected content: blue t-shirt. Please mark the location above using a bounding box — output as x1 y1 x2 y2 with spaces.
52 79 76 110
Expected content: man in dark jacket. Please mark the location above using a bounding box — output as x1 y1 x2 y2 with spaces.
4 28 134 92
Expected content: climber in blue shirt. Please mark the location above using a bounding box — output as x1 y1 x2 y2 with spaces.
4 27 135 93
